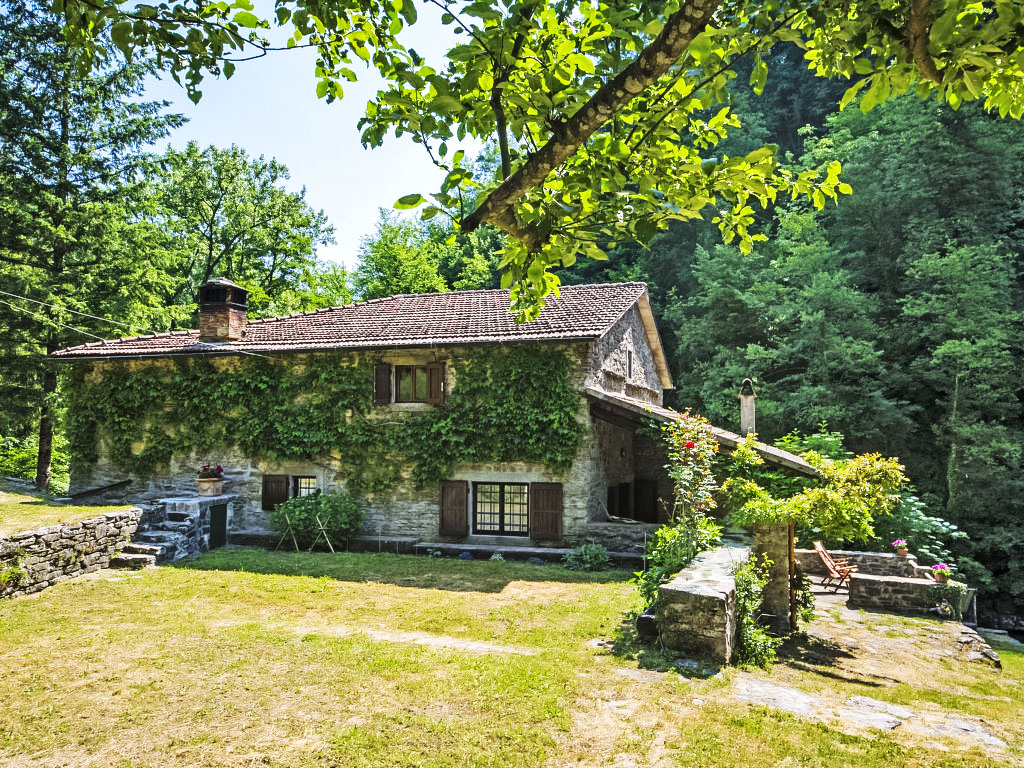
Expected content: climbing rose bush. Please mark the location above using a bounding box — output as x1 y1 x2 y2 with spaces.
664 410 719 522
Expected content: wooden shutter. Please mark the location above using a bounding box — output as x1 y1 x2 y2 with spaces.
438 480 468 537
529 482 563 541
426 362 445 404
261 474 290 511
373 363 391 405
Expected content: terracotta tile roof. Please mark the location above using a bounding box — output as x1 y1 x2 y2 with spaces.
51 283 650 359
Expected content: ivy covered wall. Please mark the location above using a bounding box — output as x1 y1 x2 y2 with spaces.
65 345 586 494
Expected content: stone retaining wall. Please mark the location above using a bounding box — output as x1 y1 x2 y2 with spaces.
585 521 660 552
847 573 942 614
0 509 141 598
656 535 752 664
795 548 933 579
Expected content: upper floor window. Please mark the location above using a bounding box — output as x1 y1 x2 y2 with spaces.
626 350 633 379
374 362 445 405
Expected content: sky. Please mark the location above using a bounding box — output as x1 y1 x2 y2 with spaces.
143 14 475 269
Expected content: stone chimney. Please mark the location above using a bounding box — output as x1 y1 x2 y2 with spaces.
197 278 248 342
739 378 756 436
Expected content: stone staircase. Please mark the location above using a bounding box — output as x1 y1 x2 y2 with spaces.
109 497 225 570
109 542 166 570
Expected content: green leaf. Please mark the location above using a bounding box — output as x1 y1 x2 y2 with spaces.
232 10 260 27
394 193 425 209
860 73 889 113
398 0 417 25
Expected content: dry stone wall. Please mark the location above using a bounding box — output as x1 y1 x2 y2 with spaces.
0 509 140 598
795 548 934 579
847 573 943 615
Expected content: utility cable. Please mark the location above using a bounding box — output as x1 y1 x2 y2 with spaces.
0 290 274 360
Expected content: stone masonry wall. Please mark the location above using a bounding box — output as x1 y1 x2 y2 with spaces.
847 573 942 615
70 344 598 547
795 548 933 579
754 526 791 635
587 306 663 405
585 521 660 552
656 535 752 664
0 508 141 598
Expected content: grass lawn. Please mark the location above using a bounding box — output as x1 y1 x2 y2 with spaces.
0 549 1021 767
0 486 131 537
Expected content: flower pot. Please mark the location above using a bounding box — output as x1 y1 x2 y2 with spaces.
933 570 948 583
897 548 908 556
197 477 224 496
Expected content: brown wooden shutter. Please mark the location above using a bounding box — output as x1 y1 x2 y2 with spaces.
373 363 391 405
261 474 290 511
438 480 468 536
529 482 563 541
426 362 445 404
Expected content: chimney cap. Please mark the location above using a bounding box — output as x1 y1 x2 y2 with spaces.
198 277 247 308
199 277 245 291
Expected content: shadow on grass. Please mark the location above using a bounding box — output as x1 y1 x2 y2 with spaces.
777 633 900 687
606 610 723 678
169 546 633 593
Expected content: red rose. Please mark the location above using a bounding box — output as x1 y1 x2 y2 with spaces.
685 441 696 449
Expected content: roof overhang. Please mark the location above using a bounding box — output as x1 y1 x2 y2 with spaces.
585 386 817 477
635 292 674 390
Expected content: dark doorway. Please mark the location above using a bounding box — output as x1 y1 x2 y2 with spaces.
209 504 228 549
633 479 659 523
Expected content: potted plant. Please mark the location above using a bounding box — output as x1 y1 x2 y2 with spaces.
197 463 225 496
892 539 909 556
932 562 950 583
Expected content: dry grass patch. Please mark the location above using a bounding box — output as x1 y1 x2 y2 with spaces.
0 487 130 536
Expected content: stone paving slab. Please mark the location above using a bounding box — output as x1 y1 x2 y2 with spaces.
733 673 1008 750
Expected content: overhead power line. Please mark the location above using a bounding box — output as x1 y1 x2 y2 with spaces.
0 288 273 360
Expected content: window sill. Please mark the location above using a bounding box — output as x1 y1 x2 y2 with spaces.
389 402 435 412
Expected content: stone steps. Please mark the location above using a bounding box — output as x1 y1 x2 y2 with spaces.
109 552 156 570
122 542 167 559
165 510 196 524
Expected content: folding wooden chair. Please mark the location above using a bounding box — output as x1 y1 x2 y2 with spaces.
813 540 858 592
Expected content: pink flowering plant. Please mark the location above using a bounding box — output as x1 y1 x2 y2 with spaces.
892 539 908 550
932 562 949 572
197 463 224 479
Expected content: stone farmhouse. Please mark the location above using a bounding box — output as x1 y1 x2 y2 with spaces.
53 278 808 556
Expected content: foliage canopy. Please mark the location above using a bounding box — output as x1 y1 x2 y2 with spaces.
54 0 1024 314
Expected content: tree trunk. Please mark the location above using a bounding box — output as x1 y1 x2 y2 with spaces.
34 362 57 491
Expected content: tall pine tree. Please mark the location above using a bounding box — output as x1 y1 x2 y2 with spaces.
0 0 182 489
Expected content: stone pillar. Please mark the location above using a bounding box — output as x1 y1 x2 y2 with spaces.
753 525 791 635
739 378 757 436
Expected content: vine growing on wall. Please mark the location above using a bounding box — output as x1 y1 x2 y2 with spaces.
64 346 584 492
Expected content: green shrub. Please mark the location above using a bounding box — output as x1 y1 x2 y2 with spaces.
926 579 970 620
792 566 816 624
562 543 611 572
0 433 70 494
733 555 779 668
269 491 364 550
633 516 722 606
